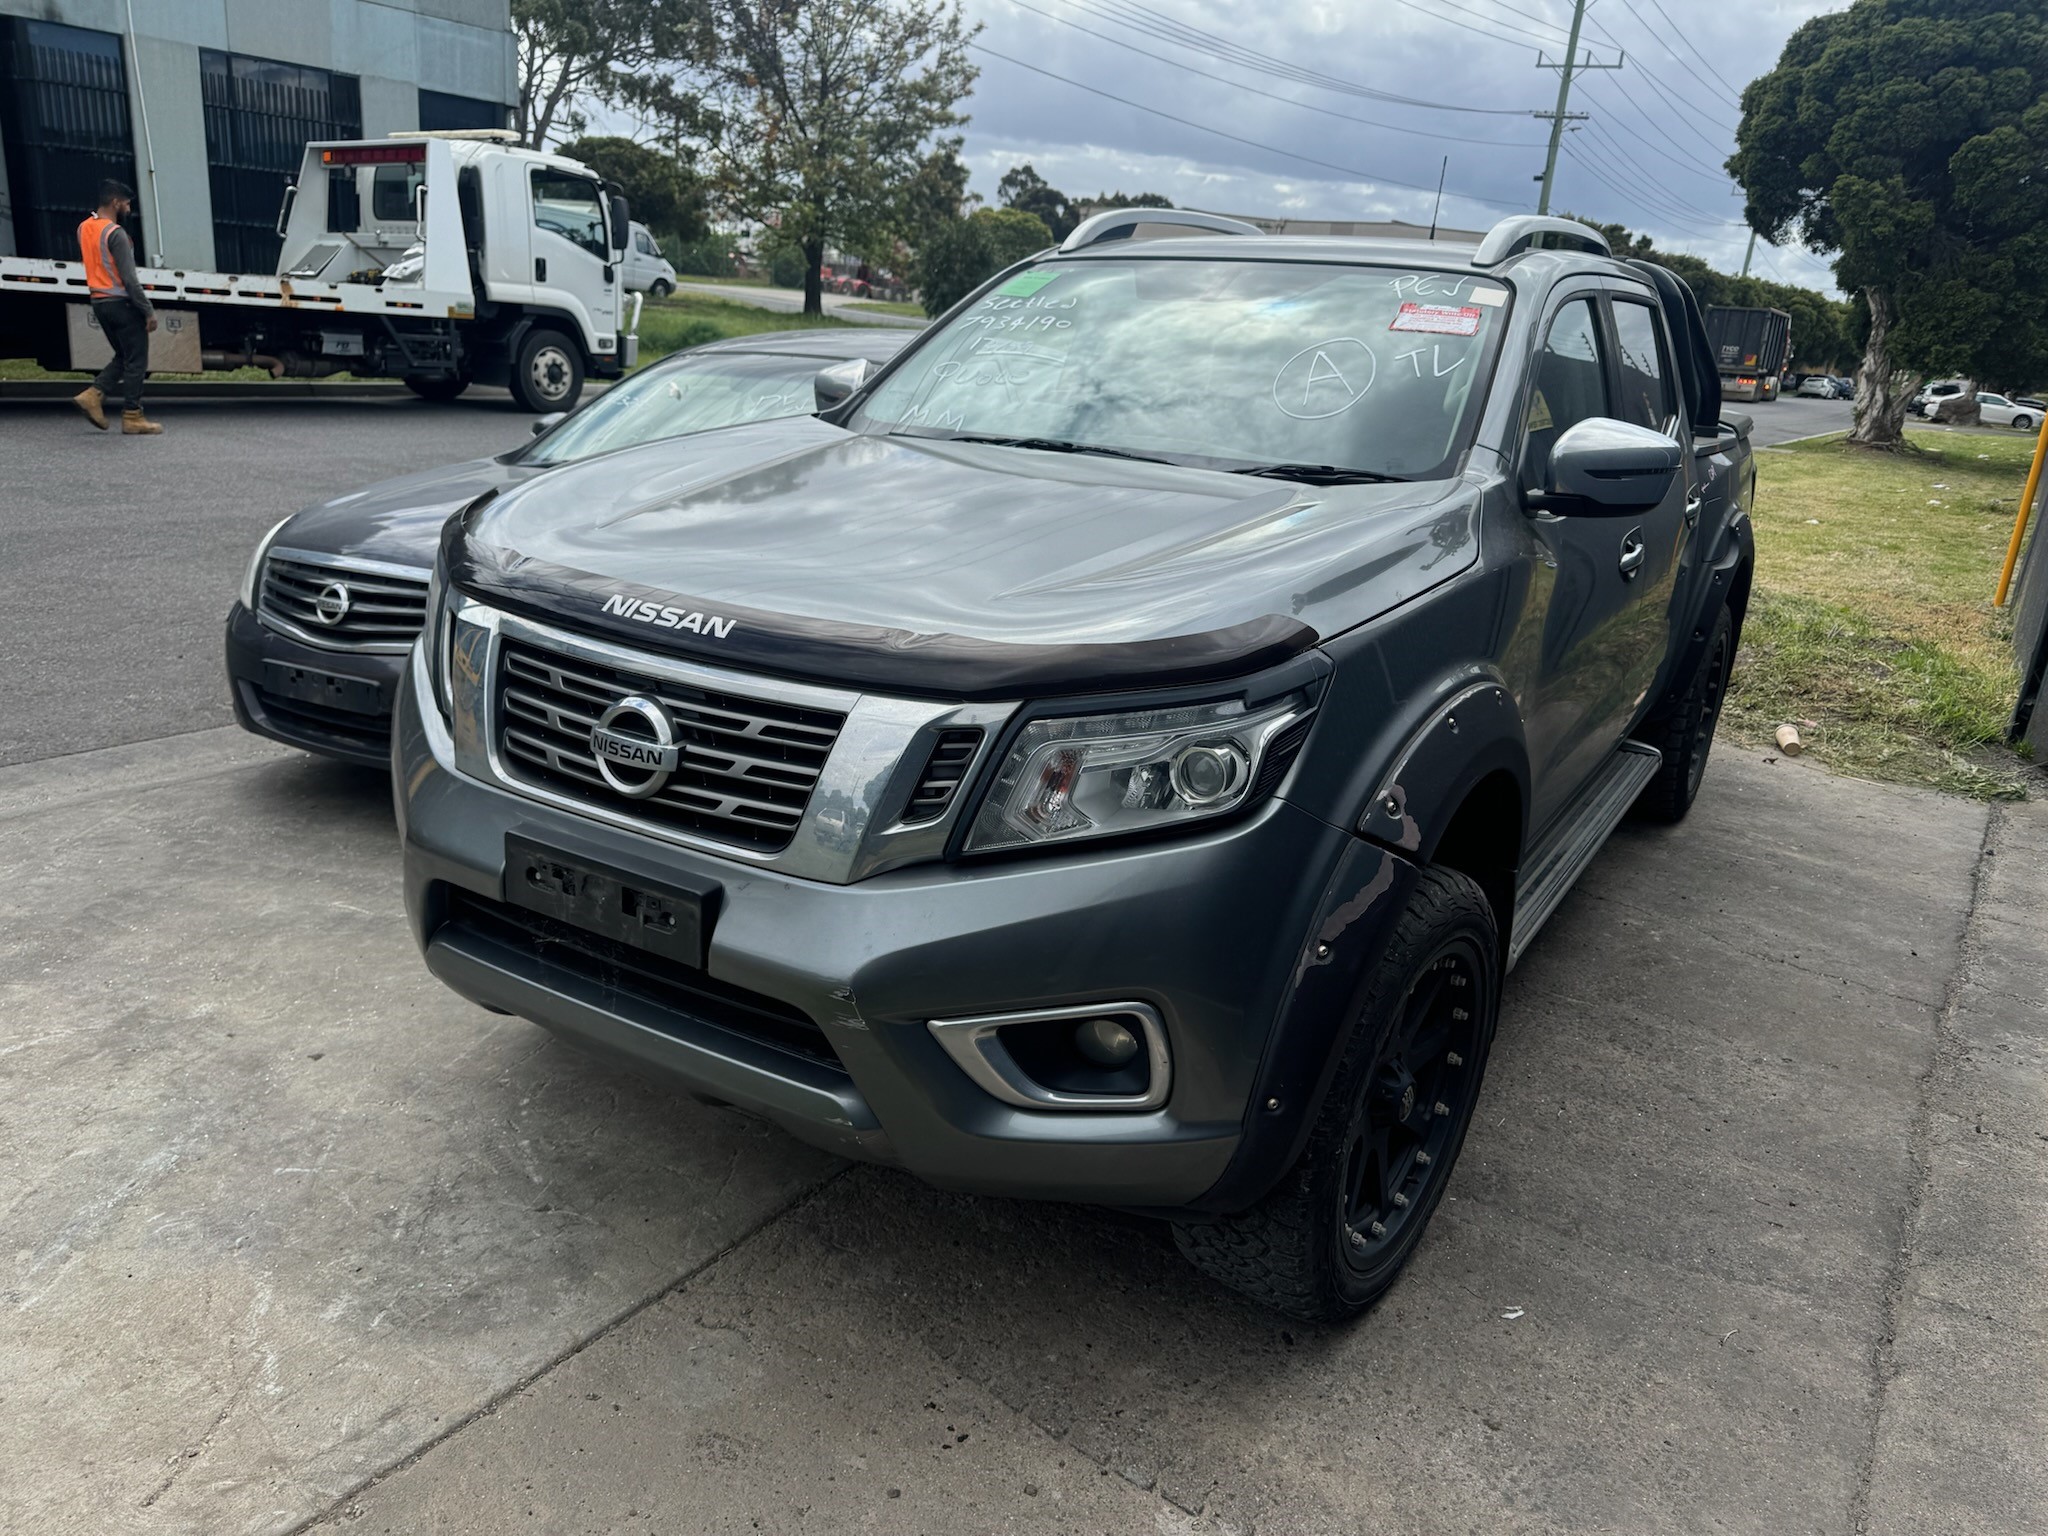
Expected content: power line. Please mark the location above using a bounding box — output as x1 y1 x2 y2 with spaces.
969 42 1521 202
1381 0 1557 51
1561 134 1735 234
1006 0 1547 147
1585 69 1732 178
1064 0 1535 114
1615 0 1746 107
1558 139 1736 241
1580 113 1732 189
1579 3 1741 137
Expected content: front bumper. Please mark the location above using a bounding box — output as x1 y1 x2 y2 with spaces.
225 601 407 768
394 647 1408 1209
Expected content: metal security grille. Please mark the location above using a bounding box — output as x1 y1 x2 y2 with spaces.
496 638 845 853
200 50 361 274
260 555 429 649
0 19 141 260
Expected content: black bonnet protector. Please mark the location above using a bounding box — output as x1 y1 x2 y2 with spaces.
445 522 1319 701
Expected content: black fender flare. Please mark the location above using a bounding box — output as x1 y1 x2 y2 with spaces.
1354 676 1531 869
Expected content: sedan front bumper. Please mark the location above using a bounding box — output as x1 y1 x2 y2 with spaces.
224 601 408 769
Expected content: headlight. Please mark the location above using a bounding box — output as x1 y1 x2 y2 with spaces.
962 692 1314 854
237 516 292 609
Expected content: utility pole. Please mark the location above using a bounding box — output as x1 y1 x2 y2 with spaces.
1531 0 1621 216
1740 228 1758 277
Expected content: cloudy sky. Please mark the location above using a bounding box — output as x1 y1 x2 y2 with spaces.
954 0 1842 291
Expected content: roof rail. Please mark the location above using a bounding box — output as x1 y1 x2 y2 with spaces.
1060 207 1262 253
1472 215 1611 267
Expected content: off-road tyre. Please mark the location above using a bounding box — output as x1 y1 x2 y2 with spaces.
1632 602 1734 825
1172 865 1500 1322
510 328 584 413
404 373 469 402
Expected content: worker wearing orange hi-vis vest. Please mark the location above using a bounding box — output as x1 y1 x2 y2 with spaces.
73 180 162 435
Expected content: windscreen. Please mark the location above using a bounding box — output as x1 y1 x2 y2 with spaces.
855 259 1510 479
522 352 829 465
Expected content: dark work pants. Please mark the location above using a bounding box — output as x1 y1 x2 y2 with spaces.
90 299 149 412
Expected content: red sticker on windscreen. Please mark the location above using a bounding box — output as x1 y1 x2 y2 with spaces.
1391 302 1483 336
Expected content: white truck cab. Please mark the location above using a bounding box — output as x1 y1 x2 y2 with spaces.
0 129 641 410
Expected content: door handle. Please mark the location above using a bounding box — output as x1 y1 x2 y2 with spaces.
534 257 547 282
1684 486 1705 524
1618 527 1646 580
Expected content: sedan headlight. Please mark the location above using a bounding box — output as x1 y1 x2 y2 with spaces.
237 516 292 610
963 692 1314 854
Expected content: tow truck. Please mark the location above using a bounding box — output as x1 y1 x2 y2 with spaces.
0 130 639 411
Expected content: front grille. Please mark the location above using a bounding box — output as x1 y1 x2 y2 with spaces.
261 555 429 648
903 728 983 823
440 889 842 1069
495 638 844 853
239 680 391 756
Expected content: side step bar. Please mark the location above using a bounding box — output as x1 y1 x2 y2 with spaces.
1507 741 1662 970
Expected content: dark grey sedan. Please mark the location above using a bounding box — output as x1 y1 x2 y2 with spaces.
224 328 911 766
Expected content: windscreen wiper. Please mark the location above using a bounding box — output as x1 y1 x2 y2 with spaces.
923 433 1182 466
1229 463 1407 485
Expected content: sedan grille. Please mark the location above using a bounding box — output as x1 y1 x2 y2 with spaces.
495 638 844 853
261 555 429 648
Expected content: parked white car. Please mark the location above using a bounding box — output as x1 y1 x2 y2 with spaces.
1922 391 2039 429
621 221 678 298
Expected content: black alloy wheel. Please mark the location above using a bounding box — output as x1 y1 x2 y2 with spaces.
1338 937 1488 1280
1632 602 1736 825
1173 865 1500 1321
1684 614 1732 802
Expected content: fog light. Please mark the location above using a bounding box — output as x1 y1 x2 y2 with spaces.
1074 1015 1140 1066
1169 743 1246 805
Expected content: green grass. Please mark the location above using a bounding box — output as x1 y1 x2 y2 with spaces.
1726 426 2039 798
841 298 927 319
635 292 852 362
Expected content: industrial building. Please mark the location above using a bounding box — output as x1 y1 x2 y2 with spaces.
0 1 516 273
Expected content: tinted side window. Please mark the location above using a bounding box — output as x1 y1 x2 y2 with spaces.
1523 298 1609 492
1612 301 1675 431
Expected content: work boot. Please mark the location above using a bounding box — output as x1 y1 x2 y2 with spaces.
73 385 108 430
121 409 163 436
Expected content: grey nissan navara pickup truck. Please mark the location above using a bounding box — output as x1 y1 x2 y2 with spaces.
395 211 1755 1320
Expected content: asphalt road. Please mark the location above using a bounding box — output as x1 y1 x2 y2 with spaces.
0 396 529 767
3 395 2046 1532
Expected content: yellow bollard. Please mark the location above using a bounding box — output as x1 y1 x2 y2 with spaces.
1994 411 2048 607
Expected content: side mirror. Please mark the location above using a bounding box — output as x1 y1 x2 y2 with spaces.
813 358 871 411
609 194 630 256
1534 418 1682 514
530 412 565 437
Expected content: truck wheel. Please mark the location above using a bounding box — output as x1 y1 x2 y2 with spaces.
511 330 583 413
1172 866 1499 1322
649 278 673 300
404 374 469 402
1632 603 1734 825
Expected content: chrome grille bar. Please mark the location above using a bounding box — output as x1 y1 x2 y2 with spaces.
260 553 430 650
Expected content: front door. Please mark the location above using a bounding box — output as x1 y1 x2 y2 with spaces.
1518 291 1691 833
528 165 617 343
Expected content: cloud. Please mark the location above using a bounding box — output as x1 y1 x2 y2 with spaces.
959 0 1844 291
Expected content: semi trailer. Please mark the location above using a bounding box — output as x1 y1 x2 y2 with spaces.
1703 305 1791 403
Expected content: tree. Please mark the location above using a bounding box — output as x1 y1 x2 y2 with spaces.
1568 216 1855 371
512 0 710 149
997 162 1076 240
696 0 979 315
917 207 1053 315
900 137 975 286
555 135 707 243
1728 0 2048 447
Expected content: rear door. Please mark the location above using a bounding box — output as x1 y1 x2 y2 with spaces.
1516 289 1689 832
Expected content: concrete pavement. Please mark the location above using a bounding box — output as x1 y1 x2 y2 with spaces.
3 722 2042 1534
